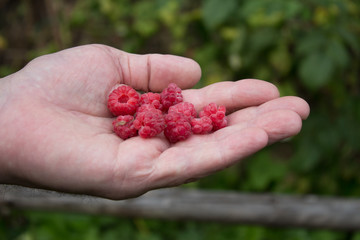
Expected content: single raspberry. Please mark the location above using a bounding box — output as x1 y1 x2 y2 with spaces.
108 85 140 116
133 108 165 138
168 102 196 122
112 115 137 140
191 116 213 134
160 83 183 112
199 103 227 131
140 92 162 110
164 112 192 143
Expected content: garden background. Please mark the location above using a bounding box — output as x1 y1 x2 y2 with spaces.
0 0 360 239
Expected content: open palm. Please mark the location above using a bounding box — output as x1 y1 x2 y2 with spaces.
0 45 309 199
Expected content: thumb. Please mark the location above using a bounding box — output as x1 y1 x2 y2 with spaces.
103 45 202 92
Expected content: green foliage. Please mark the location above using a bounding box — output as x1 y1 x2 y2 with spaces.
299 52 334 89
202 0 238 29
0 211 357 240
1 0 360 239
244 151 287 191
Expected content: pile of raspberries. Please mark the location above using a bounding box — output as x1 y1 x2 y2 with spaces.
108 83 227 143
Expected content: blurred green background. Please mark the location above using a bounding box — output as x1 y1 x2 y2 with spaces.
1 0 360 239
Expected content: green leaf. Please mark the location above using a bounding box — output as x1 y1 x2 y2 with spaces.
326 39 349 69
269 44 292 75
291 122 322 173
296 31 326 56
310 230 343 240
0 65 16 77
240 226 266 240
246 152 287 191
249 28 278 53
353 232 360 240
202 0 237 29
299 53 334 89
337 27 360 53
283 1 303 19
133 1 159 37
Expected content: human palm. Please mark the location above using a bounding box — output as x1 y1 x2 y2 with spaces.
0 45 309 199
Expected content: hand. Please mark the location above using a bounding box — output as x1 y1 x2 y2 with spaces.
0 44 309 199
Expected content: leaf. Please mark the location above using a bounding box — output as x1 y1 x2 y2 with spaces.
326 39 349 69
296 31 326 56
337 26 360 53
291 142 321 173
240 226 266 240
291 118 323 173
299 53 334 89
246 152 287 191
283 1 303 19
248 28 278 52
0 34 7 49
133 1 159 36
269 44 292 75
202 0 237 29
353 232 360 240
310 230 343 240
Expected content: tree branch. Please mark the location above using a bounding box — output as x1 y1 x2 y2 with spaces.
1 185 360 230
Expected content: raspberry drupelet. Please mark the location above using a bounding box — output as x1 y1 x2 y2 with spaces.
108 85 140 116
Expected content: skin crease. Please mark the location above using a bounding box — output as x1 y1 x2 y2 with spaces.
0 44 310 200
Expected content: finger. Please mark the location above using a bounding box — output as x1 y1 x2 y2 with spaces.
228 107 303 144
182 79 280 112
213 108 302 145
152 127 268 187
103 45 202 92
256 96 310 120
227 96 310 125
251 109 303 144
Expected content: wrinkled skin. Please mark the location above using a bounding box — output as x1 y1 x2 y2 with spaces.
0 44 309 199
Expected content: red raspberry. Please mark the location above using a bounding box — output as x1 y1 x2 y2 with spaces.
168 102 196 121
191 116 213 134
140 92 162 110
164 112 192 143
112 115 137 140
133 108 165 138
160 83 183 112
108 85 140 116
199 103 227 131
